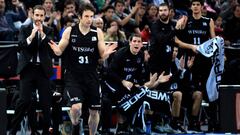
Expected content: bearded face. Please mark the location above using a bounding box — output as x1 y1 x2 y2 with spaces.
158 6 170 22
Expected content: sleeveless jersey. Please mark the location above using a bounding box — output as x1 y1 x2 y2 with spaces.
185 16 211 45
177 16 211 57
66 25 100 72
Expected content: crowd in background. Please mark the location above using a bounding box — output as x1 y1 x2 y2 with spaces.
0 0 239 43
1 0 240 134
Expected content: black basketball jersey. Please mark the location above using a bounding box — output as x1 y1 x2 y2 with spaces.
66 25 100 72
149 19 176 75
176 16 211 57
107 46 145 85
184 16 211 45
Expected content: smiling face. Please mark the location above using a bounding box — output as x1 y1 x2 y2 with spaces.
129 36 143 55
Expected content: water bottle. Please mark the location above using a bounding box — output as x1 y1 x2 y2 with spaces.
146 121 151 135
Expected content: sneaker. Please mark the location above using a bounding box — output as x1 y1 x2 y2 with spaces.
163 123 178 133
170 121 187 133
188 121 201 131
153 124 177 134
152 125 164 133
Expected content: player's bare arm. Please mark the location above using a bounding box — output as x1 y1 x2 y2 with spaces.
48 26 71 56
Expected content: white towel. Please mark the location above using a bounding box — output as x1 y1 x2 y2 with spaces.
197 36 225 102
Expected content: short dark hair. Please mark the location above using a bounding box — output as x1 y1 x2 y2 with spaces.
64 0 75 7
129 33 142 41
103 5 115 12
33 5 46 15
159 3 170 10
114 0 125 7
191 0 204 6
78 3 96 17
233 4 240 12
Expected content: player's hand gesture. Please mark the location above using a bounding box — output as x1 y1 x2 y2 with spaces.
105 43 117 55
158 71 171 83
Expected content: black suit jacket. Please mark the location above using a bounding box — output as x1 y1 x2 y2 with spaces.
17 24 54 78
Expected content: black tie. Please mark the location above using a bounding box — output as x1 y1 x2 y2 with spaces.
32 32 40 63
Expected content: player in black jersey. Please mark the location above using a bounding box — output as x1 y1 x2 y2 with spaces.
102 34 171 134
49 3 117 135
148 3 186 133
175 0 216 132
149 3 176 77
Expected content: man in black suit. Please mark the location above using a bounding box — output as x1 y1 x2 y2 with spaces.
9 5 54 135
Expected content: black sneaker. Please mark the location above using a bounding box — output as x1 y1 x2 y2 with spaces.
170 121 187 133
188 121 201 132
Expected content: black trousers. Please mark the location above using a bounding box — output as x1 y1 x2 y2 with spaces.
10 64 52 134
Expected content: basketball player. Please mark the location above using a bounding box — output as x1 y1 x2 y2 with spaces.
175 0 216 131
48 3 117 135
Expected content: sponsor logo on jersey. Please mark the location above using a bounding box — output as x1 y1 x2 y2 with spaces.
72 38 76 43
203 22 207 26
92 36 97 41
71 34 78 37
166 45 171 53
126 59 131 62
72 46 95 52
124 67 137 72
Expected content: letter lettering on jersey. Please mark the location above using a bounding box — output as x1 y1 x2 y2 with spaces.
124 68 137 72
72 46 95 52
188 30 207 35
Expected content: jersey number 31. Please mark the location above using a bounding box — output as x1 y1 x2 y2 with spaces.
79 56 89 64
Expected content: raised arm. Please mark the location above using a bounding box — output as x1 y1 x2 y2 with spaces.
48 26 71 56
